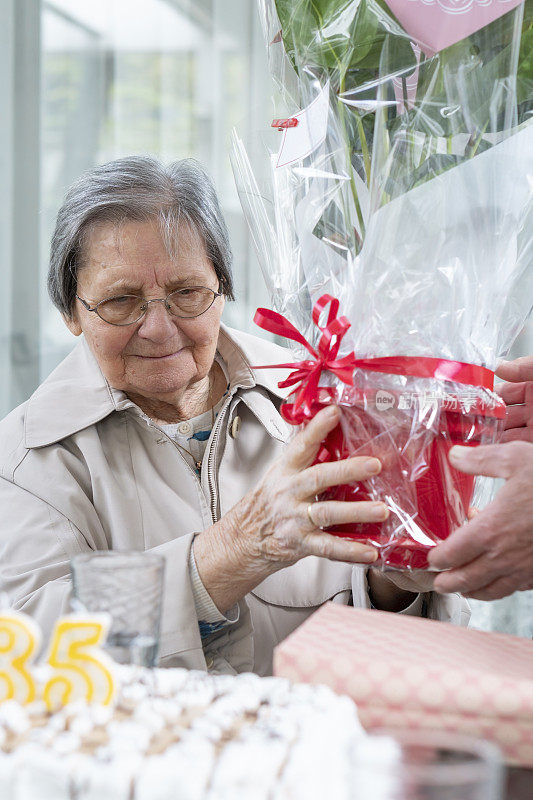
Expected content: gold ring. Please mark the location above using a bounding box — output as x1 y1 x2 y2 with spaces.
307 503 316 528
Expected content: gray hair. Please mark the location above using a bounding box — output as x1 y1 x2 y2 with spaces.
48 156 234 317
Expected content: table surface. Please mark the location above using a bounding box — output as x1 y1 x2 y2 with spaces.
506 767 533 799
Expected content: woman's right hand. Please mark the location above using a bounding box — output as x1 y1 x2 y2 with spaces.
194 406 387 612
231 404 386 568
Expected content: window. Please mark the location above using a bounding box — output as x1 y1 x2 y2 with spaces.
2 0 273 412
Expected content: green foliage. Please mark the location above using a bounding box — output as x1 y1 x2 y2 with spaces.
274 0 413 89
272 0 531 246
274 0 530 159
517 0 533 117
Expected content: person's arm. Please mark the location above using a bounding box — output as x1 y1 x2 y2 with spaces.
428 441 533 599
0 407 387 673
0 481 86 640
193 406 385 612
427 354 533 600
0 479 208 668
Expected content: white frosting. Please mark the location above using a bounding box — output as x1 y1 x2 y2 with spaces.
51 731 82 755
136 738 216 800
208 735 288 800
0 666 372 800
0 751 16 797
352 736 404 799
77 754 138 800
0 701 30 736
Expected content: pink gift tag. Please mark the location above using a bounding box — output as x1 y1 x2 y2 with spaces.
384 0 524 55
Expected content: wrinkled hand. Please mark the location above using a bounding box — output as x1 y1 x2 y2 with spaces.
195 406 388 614
428 441 533 600
496 356 533 443
230 405 387 569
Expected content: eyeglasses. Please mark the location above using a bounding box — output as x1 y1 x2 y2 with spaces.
76 286 223 326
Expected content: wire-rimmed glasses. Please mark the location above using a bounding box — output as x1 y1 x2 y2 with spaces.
76 285 223 326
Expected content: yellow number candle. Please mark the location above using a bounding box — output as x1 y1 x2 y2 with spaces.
43 613 116 711
0 610 41 704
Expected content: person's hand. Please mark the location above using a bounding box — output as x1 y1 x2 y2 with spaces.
427 441 533 600
496 356 533 443
229 405 386 568
194 406 387 612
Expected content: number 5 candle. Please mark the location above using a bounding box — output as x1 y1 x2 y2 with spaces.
43 613 116 711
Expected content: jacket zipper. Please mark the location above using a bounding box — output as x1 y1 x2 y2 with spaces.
145 397 233 526
206 400 231 524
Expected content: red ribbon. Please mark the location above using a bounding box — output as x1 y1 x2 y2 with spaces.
253 294 495 425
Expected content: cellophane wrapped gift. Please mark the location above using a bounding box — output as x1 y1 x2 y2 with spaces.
231 0 533 569
274 603 533 767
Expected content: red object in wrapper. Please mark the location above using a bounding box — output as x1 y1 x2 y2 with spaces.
316 394 504 569
253 296 505 571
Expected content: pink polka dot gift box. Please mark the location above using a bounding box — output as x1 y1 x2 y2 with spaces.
274 603 533 767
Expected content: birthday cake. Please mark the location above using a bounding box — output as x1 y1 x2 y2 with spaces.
0 665 364 799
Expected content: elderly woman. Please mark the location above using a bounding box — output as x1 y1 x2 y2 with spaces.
0 157 466 675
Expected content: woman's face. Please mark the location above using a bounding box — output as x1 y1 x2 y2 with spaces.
66 218 224 403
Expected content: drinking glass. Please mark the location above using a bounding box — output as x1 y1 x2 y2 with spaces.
70 551 165 667
352 729 504 800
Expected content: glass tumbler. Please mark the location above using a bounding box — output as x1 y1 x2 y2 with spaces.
352 729 504 800
70 551 165 667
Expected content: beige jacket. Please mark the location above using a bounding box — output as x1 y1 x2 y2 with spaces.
0 325 468 676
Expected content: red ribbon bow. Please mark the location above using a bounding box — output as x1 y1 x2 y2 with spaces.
253 294 496 426
253 295 357 424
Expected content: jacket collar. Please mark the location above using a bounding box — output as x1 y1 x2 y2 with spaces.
24 324 292 449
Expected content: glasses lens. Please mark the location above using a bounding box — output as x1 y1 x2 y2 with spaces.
97 295 143 325
167 288 215 318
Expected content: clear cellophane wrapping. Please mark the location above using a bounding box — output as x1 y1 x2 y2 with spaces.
231 0 533 569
